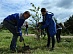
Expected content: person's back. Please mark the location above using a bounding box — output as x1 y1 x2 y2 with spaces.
56 23 62 30
4 13 25 26
5 13 18 20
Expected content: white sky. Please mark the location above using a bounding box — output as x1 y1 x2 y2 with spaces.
0 0 73 23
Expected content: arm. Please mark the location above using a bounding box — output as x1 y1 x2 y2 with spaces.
41 18 51 29
41 13 54 29
17 19 25 36
49 12 54 16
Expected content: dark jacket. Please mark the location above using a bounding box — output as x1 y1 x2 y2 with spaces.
4 13 25 36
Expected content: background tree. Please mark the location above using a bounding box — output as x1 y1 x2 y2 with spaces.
64 15 73 34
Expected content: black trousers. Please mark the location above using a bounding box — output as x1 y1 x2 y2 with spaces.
46 29 55 48
56 29 61 43
3 20 18 50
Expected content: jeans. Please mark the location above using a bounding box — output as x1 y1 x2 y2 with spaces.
3 20 18 50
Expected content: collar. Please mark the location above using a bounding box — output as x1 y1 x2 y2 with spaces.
19 13 25 20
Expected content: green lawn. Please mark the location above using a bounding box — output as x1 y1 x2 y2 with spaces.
0 31 73 54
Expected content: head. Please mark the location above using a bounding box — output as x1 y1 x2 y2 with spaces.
23 11 31 19
41 8 47 16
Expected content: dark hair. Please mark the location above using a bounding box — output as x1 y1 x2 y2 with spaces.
23 11 31 16
41 8 46 12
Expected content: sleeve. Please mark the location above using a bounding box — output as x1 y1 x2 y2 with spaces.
49 12 54 16
41 14 54 29
8 13 18 18
17 19 24 36
41 17 51 29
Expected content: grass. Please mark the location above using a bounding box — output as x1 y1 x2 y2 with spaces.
0 30 73 54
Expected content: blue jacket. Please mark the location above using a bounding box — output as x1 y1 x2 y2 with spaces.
41 12 57 37
4 13 25 36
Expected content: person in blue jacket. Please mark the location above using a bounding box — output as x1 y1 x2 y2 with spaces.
3 11 31 51
40 8 57 50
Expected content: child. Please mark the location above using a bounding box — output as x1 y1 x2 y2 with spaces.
24 22 28 35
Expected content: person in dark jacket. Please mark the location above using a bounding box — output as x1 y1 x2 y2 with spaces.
56 23 62 43
3 11 31 51
40 8 56 50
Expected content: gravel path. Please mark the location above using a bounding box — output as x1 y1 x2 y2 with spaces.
23 34 73 38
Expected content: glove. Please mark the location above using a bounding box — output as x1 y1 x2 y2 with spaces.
19 36 24 42
17 32 20 36
41 26 44 30
17 31 22 36
38 22 42 24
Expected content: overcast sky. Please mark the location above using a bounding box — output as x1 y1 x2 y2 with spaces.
0 0 73 23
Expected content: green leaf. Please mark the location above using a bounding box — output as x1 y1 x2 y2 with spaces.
37 7 40 11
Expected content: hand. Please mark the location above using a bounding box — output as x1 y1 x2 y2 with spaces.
39 29 41 32
17 32 20 36
38 22 42 24
17 31 22 36
19 36 24 42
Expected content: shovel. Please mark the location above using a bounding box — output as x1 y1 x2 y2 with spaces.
22 37 30 50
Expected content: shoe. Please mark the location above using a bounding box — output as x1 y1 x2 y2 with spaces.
47 44 50 47
44 45 49 48
22 45 30 50
50 48 54 51
10 48 16 52
57 41 60 43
